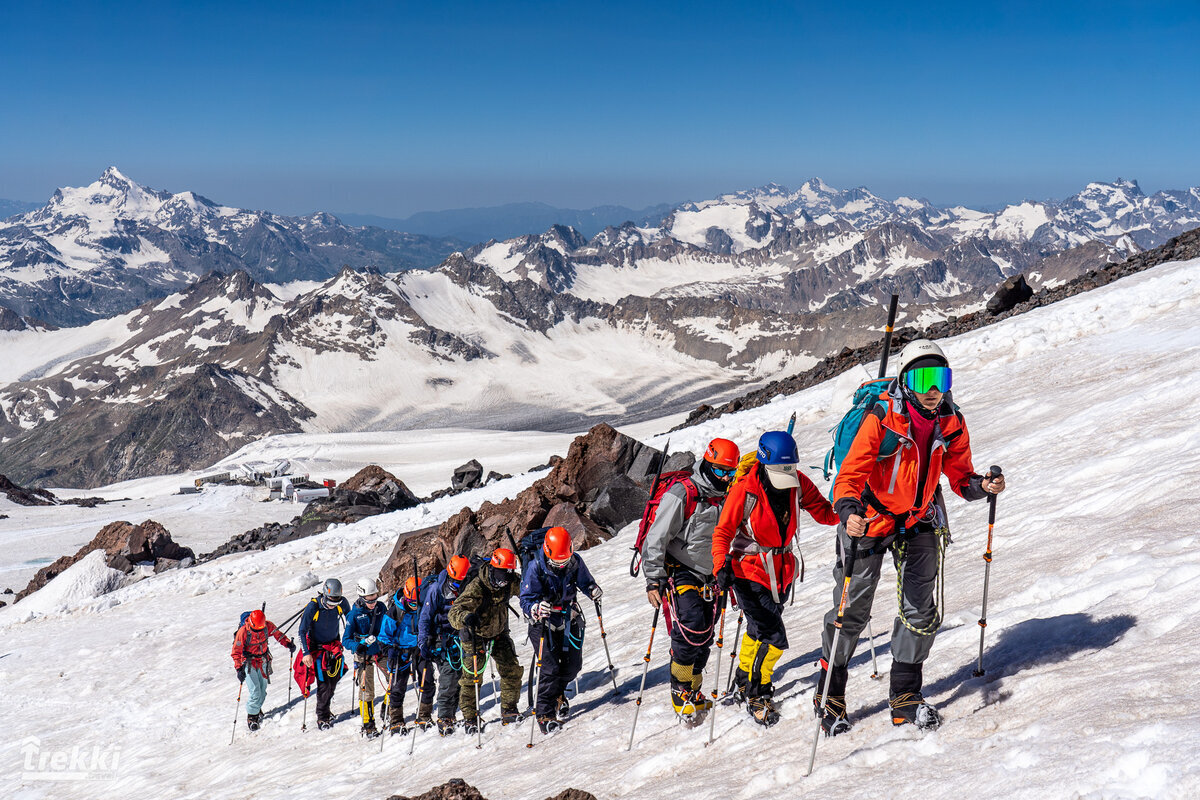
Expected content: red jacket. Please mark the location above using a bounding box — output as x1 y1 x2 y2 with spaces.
712 466 838 600
833 385 980 538
232 621 292 671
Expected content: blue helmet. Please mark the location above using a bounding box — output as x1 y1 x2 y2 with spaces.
756 431 798 465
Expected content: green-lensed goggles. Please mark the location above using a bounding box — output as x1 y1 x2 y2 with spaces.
904 365 952 393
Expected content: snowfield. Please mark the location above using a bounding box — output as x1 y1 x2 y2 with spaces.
2 257 1199 799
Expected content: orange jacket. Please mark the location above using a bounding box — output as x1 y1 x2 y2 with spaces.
833 384 981 538
712 466 838 600
232 621 292 670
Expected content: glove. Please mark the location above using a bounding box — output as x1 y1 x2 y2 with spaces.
356 642 368 655
459 626 474 646
716 555 735 592
236 665 246 683
590 585 603 601
532 600 554 621
463 612 480 630
363 635 377 647
419 641 433 660
287 640 296 653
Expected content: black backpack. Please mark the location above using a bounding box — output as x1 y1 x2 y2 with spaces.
517 527 550 573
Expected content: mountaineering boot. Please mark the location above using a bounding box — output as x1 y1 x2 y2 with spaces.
813 661 852 736
890 660 941 730
555 695 570 721
388 720 409 736
388 702 405 732
746 695 780 727
361 722 380 739
317 719 333 731
462 716 479 736
246 712 262 731
415 703 434 730
536 715 561 735
436 717 455 737
499 706 522 725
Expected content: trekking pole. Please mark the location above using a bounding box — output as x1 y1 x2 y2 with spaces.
528 628 547 749
725 611 743 695
489 660 500 710
230 683 243 745
805 538 860 777
593 599 620 694
974 466 1003 677
408 661 425 757
472 637 484 750
625 607 660 751
878 294 900 378
705 592 729 747
866 620 881 679
380 658 396 753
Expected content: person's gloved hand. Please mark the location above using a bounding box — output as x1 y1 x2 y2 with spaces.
590 585 603 601
459 626 474 646
716 556 735 592
463 612 480 630
532 600 554 621
363 635 377 647
356 641 368 655
236 665 246 683
286 640 296 653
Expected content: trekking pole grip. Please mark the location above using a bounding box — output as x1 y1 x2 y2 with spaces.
987 465 1002 524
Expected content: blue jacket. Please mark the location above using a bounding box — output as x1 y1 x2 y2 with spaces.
379 589 420 651
341 597 386 657
417 570 460 656
297 594 350 655
519 550 598 626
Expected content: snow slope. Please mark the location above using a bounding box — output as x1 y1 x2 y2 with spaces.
3 257 1200 799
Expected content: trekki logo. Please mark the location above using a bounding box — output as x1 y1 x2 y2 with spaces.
20 735 122 781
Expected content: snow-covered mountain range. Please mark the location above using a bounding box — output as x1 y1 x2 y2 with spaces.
0 168 465 326
2 168 1199 488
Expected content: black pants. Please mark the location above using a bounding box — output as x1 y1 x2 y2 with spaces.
668 570 716 693
528 619 584 717
385 650 421 726
313 649 345 723
731 578 787 698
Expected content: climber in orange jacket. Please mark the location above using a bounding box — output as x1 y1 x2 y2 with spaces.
712 430 837 727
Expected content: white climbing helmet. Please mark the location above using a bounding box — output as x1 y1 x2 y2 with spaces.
357 577 378 597
895 339 948 375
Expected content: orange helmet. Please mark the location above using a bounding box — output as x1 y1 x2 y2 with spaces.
447 555 471 581
248 609 266 630
704 438 740 469
490 548 517 571
403 576 421 604
542 527 573 565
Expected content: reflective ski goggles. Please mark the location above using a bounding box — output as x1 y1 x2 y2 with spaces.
904 365 952 394
710 466 736 478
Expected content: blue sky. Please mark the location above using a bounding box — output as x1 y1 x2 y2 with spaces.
1 0 1198 216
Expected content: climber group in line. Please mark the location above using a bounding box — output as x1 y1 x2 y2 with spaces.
229 339 1006 744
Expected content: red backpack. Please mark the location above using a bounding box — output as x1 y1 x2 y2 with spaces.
628 471 703 578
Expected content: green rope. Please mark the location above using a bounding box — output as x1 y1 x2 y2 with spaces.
894 524 951 637
460 640 493 678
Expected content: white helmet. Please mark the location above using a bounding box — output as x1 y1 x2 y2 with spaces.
895 339 948 375
357 577 378 597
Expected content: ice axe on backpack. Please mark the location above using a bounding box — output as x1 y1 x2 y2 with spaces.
973 465 1003 677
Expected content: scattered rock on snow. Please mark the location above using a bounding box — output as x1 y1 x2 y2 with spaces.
386 777 487 800
987 273 1034 315
0 474 57 506
451 459 484 491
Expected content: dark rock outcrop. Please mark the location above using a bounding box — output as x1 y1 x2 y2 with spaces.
383 778 598 800
16 520 193 601
0 474 57 506
379 423 666 592
987 274 1034 315
451 459 484 491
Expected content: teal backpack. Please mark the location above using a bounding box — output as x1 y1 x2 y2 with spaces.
822 378 902 499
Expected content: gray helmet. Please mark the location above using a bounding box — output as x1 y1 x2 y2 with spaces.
322 578 343 601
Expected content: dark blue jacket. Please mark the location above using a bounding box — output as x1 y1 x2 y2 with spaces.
519 550 598 626
297 594 351 655
379 589 420 651
417 570 460 656
342 597 386 656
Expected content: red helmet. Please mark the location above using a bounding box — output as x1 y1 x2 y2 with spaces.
542 527 573 564
447 555 471 581
248 609 266 630
704 438 740 470
490 548 517 571
403 576 421 603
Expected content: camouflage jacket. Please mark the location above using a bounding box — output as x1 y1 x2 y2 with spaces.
448 563 518 641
